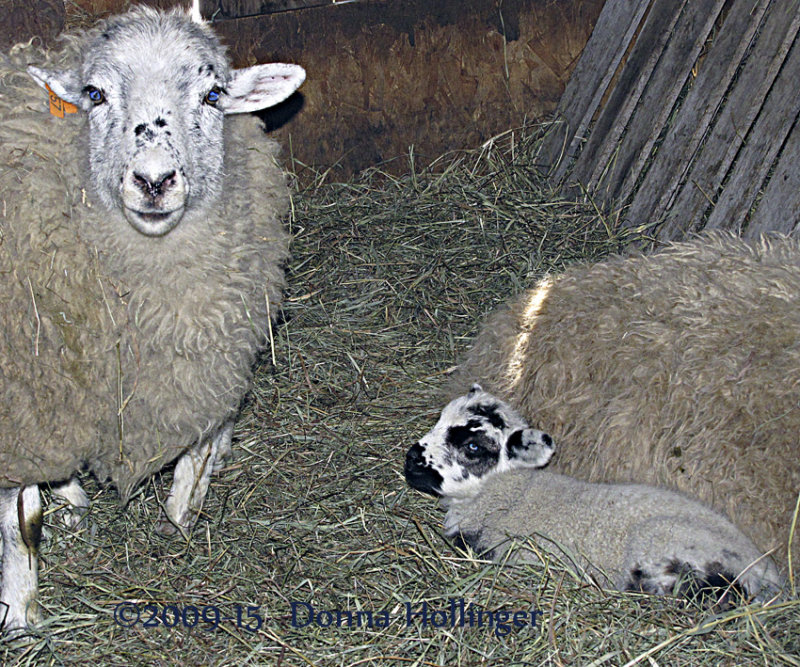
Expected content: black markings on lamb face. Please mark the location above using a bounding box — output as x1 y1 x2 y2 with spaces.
404 443 444 496
446 424 499 478
154 117 167 128
507 430 521 459
468 402 507 430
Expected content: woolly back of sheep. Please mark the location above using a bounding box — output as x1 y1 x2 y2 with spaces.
453 233 800 570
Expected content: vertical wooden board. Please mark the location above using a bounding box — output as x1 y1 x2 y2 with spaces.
605 0 728 204
568 0 687 195
741 112 800 237
658 0 800 240
623 0 767 231
543 0 652 182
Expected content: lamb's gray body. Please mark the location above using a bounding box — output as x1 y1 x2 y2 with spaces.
0 7 304 631
447 468 782 601
406 386 783 604
451 233 800 571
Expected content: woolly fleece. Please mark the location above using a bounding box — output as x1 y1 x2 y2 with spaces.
445 467 783 599
0 33 289 501
453 233 800 570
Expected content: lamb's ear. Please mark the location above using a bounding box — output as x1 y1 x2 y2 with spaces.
221 63 305 114
507 428 555 468
27 66 84 107
468 383 483 396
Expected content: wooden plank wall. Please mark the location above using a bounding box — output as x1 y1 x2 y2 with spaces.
542 0 800 240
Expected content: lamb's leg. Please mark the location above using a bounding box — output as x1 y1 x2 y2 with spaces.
0 486 42 633
623 557 745 607
156 420 233 536
50 477 90 530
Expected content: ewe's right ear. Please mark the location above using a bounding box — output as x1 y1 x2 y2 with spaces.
27 66 85 108
507 428 555 468
222 63 306 114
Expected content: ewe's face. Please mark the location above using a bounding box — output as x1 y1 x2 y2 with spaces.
405 385 555 499
28 9 305 237
75 18 229 236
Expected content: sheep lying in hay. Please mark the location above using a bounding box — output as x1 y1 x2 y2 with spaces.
0 7 305 632
451 233 800 574
405 385 784 605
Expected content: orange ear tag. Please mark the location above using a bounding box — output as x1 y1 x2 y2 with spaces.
45 83 78 118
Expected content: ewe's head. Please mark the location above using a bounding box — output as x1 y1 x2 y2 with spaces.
27 7 305 237
405 384 555 499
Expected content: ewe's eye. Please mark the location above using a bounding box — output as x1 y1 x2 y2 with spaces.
85 85 105 105
204 86 222 106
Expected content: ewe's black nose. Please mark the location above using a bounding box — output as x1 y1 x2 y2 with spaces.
133 170 177 200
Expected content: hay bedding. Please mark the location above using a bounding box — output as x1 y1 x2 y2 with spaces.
3 127 798 665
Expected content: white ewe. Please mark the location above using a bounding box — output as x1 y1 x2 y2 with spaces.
0 7 304 631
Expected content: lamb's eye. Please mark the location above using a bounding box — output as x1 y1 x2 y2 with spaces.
204 86 222 106
85 86 105 105
466 443 482 456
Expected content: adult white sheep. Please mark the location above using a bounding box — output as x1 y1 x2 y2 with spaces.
0 7 305 632
451 233 800 574
405 385 784 604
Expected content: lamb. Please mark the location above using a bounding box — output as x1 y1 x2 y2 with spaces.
451 232 800 573
0 7 305 632
405 385 784 604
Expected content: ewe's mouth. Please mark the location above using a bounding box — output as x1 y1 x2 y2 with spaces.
123 207 185 237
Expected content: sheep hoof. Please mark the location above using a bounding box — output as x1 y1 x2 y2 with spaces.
154 515 179 537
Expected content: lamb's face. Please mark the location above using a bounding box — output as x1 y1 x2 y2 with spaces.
28 8 304 237
405 384 555 499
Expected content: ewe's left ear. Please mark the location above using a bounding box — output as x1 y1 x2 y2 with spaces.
507 428 555 468
222 63 306 114
27 66 85 108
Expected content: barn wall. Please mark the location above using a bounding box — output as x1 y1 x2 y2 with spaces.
211 0 605 179
2 0 604 180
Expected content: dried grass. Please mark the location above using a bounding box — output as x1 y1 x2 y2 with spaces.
2 124 797 666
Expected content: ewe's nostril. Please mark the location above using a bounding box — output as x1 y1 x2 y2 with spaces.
133 170 177 199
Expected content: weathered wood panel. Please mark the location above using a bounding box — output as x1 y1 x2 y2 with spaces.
544 0 800 240
544 0 652 183
665 0 800 238
601 0 727 204
624 0 769 235
745 117 800 237
569 0 688 194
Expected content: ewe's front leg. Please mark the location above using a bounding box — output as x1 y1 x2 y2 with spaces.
156 421 233 536
0 486 42 633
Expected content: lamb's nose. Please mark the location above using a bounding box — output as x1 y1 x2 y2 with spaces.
132 170 176 199
404 443 426 474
